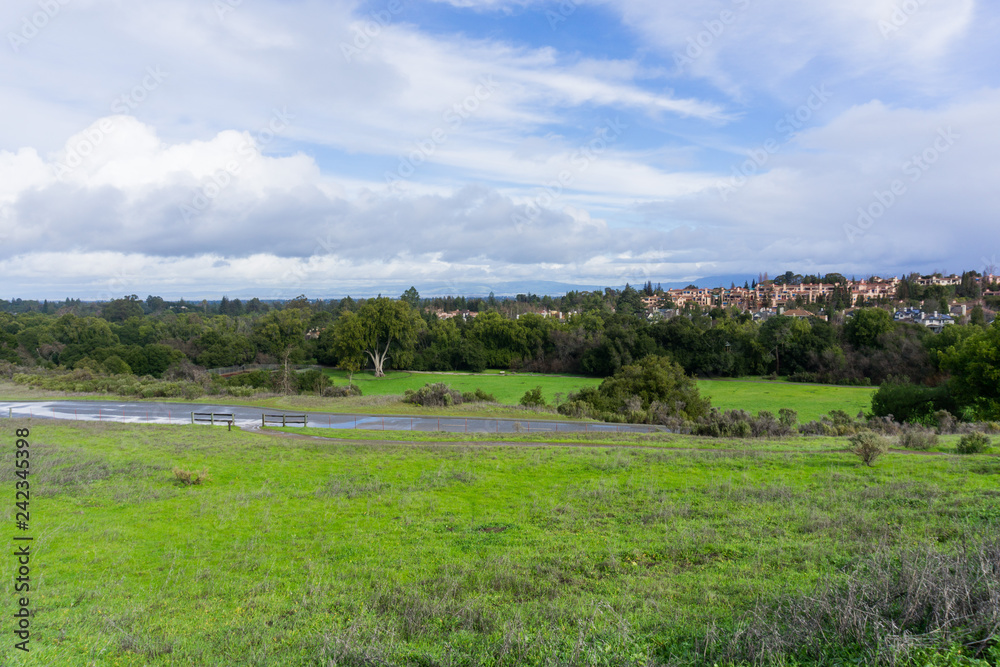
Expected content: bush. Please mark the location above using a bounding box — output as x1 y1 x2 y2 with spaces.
870 378 954 424
778 408 798 427
567 355 709 423
849 432 888 466
403 383 462 407
956 432 991 455
557 400 594 419
799 420 835 436
934 409 957 434
519 387 547 408
863 415 901 436
461 388 496 403
898 427 938 451
694 409 793 439
325 384 362 398
296 368 330 394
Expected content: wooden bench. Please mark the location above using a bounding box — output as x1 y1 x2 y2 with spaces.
261 414 308 427
191 412 236 431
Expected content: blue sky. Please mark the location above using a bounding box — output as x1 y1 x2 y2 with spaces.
1 0 998 299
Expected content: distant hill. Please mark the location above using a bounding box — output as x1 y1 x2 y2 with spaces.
185 275 760 301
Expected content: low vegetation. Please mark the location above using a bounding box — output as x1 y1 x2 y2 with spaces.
957 432 993 455
849 432 890 466
4 419 998 665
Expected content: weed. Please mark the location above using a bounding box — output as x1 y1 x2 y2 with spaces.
172 467 211 485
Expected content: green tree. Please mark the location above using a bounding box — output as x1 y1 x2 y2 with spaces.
467 311 528 369
102 295 144 323
400 286 421 310
253 309 308 392
844 308 894 349
615 284 644 318
570 355 709 421
939 320 1000 420
334 297 418 377
759 316 794 376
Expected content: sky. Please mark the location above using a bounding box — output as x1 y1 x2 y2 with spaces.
1 0 999 300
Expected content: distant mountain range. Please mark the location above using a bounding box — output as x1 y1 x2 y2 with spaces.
202 275 760 301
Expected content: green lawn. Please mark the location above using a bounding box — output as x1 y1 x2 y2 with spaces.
698 379 876 423
323 372 876 424
4 419 997 665
323 369 602 405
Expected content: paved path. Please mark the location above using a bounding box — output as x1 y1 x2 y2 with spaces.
0 399 659 435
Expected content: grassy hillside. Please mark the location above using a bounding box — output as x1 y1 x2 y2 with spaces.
3 419 997 665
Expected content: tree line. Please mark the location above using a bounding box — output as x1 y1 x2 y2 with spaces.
1 284 997 421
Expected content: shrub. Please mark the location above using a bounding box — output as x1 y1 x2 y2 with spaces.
898 428 938 451
694 409 793 439
325 384 362 398
461 388 496 403
870 378 954 424
403 383 462 407
173 467 211 486
956 432 991 455
863 415 901 436
778 408 798 427
557 400 593 419
567 355 709 423
296 368 330 394
849 432 888 466
934 409 957 434
519 387 547 408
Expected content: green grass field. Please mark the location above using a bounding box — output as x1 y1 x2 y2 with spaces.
698 379 876 423
320 372 876 423
323 369 602 405
4 419 997 665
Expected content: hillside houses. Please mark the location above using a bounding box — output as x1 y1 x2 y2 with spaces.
647 273 996 313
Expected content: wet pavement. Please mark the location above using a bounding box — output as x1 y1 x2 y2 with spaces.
0 400 659 435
